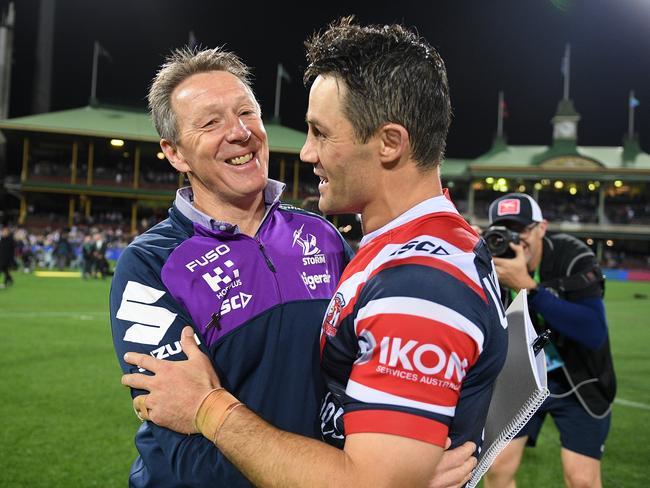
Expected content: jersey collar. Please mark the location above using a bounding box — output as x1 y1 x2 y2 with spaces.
174 179 285 233
359 191 459 247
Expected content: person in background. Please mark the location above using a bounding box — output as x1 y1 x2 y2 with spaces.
81 234 95 279
92 231 109 277
123 18 507 488
53 229 74 270
0 225 16 288
483 193 616 488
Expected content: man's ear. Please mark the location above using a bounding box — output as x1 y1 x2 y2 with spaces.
377 123 409 166
538 220 549 238
160 139 190 173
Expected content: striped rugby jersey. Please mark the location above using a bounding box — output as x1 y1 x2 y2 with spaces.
319 194 508 450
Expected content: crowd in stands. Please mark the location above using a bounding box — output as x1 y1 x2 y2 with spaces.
7 225 132 278
472 194 650 225
2 220 646 275
2 187 649 277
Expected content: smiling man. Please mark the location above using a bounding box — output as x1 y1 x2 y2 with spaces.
110 48 353 487
122 19 508 488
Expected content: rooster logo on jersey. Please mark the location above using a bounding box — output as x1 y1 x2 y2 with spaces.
323 292 345 337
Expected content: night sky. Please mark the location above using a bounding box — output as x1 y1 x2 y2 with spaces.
4 0 650 158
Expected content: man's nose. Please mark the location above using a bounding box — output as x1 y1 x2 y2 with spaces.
226 117 251 143
300 135 317 165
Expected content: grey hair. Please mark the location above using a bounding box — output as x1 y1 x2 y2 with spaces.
147 46 254 144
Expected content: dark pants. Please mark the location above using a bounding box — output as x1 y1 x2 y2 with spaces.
0 265 13 286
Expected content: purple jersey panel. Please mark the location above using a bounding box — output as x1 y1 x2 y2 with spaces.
161 208 345 347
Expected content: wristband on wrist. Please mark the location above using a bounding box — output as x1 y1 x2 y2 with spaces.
194 388 244 445
213 400 245 444
194 388 225 432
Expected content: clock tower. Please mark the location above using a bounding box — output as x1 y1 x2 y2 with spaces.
552 98 580 143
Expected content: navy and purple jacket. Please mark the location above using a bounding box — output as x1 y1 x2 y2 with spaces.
110 181 353 487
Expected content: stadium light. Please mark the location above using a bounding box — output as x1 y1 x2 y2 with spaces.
586 238 594 245
554 180 564 189
156 152 165 160
614 180 623 188
485 177 495 184
588 182 596 191
110 139 125 147
534 182 542 190
606 240 614 247
569 186 577 195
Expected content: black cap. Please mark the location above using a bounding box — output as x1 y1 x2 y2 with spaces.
488 193 544 227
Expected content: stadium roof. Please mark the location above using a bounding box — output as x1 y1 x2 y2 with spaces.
472 138 650 169
437 136 650 182
0 105 308 154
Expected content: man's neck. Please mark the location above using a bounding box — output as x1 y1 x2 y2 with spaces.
360 164 443 235
528 251 543 275
193 190 266 237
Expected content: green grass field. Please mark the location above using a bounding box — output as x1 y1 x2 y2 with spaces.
0 272 649 487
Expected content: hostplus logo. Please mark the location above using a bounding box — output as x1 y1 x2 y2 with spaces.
183 244 243 297
293 224 327 266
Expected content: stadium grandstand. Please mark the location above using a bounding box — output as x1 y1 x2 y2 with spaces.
1 91 649 275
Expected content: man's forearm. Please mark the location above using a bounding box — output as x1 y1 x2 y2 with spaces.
212 406 442 488
215 406 349 488
123 329 444 488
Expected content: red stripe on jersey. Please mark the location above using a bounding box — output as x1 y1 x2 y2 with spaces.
344 409 448 447
349 314 480 407
368 254 487 303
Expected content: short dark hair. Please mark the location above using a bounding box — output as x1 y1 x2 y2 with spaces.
304 17 451 169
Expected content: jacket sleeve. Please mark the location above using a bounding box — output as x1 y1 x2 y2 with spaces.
530 251 607 350
109 243 237 486
529 288 607 350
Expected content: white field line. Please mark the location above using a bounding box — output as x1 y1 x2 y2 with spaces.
0 311 105 320
614 398 650 411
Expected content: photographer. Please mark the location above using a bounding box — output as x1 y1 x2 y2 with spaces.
483 193 616 488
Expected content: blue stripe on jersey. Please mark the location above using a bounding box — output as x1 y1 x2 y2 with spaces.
356 263 491 336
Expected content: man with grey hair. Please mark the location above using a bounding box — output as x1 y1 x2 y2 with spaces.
122 18 506 488
110 47 353 487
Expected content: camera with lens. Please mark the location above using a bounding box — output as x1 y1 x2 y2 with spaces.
483 226 520 258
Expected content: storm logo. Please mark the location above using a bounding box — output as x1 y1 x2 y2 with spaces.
323 292 345 337
292 224 321 256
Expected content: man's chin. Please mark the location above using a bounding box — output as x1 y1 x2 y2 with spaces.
316 195 330 213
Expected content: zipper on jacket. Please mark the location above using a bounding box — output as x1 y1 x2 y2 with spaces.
257 239 276 272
